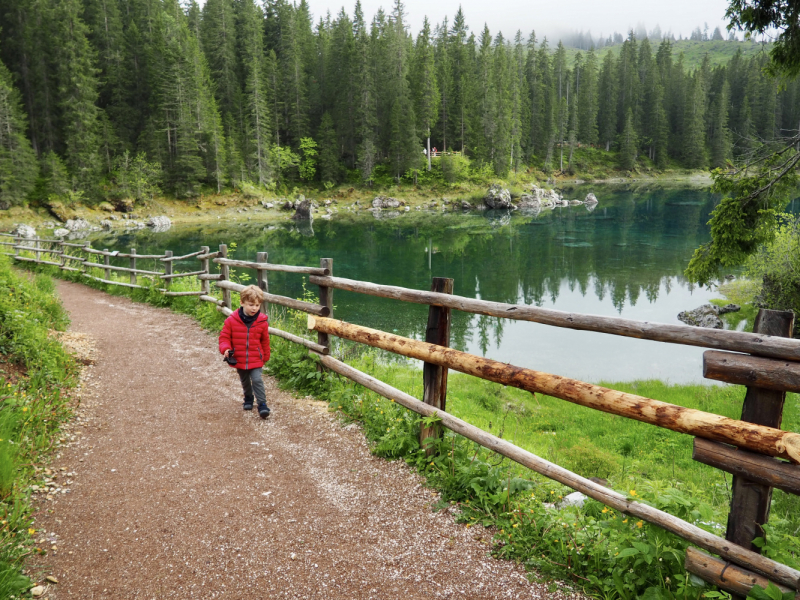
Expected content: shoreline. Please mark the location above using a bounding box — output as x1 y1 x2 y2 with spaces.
0 172 714 233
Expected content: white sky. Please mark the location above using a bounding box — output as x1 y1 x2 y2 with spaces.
291 0 731 41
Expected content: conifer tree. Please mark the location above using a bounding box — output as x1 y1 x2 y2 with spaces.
0 54 38 204
411 17 439 170
618 108 638 169
683 71 708 167
710 79 732 168
317 111 340 183
577 48 598 145
597 51 617 150
448 10 473 155
434 18 452 153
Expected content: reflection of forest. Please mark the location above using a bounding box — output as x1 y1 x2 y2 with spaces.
93 188 718 355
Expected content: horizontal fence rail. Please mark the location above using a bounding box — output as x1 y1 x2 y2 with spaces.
6 233 800 595
308 275 800 362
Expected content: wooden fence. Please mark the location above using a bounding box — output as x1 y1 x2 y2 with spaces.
4 231 800 596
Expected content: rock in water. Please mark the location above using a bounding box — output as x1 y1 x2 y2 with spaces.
292 199 313 220
146 216 172 231
483 184 513 209
677 304 737 329
372 196 401 209
585 192 598 204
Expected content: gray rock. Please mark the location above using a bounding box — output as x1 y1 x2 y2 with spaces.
678 303 740 329
281 201 295 211
460 201 475 210
585 192 599 204
146 216 172 231
53 228 70 238
64 218 91 231
100 220 113 230
13 224 36 238
291 199 313 220
372 196 401 209
569 200 584 205
516 194 540 208
559 491 587 509
127 220 146 230
483 184 513 209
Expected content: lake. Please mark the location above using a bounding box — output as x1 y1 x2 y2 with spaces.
88 186 751 384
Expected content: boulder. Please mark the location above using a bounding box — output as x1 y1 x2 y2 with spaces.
13 224 36 238
101 220 113 230
516 195 541 208
372 196 401 209
98 201 115 212
585 192 599 204
678 303 739 329
127 220 146 230
569 200 584 206
53 228 70 238
64 218 91 231
483 184 513 209
146 216 172 231
281 200 295 211
291 199 313 220
460 201 475 210
559 491 587 509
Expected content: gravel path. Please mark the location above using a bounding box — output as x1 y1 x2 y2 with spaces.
30 280 575 599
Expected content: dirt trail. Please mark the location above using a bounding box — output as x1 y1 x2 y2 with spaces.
29 280 571 599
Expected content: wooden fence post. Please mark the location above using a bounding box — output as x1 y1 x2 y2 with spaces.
725 309 795 557
317 258 333 351
34 237 41 263
199 246 210 294
219 244 230 310
164 250 173 291
59 240 66 271
420 277 454 454
130 248 137 286
103 249 111 280
257 251 269 317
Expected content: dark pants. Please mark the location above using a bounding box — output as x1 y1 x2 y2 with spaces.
237 367 267 406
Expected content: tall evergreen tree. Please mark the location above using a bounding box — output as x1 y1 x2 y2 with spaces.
597 51 617 151
411 17 439 170
576 48 598 145
0 54 38 204
709 78 732 168
618 107 637 169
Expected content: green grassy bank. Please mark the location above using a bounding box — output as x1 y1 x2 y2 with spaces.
0 256 77 598
14 258 800 600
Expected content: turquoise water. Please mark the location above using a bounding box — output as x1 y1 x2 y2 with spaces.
90 186 751 384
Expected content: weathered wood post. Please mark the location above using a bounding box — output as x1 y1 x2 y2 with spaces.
256 251 269 317
103 249 111 280
130 248 137 286
59 240 66 271
199 246 210 295
317 258 333 351
420 277 454 454
164 250 173 291
34 237 41 263
219 244 230 310
725 309 795 561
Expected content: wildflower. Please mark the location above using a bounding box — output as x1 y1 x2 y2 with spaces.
601 508 608 514
629 490 637 496
636 521 643 528
390 399 395 402
513 524 519 528
623 519 628 523
28 528 35 535
22 407 27 412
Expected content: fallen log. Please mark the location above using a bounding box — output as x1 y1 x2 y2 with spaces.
311 352 800 589
308 316 800 464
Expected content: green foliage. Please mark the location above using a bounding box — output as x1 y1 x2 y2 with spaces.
747 582 795 600
685 158 798 285
0 256 79 598
106 151 162 202
298 137 318 182
0 53 38 206
745 216 800 332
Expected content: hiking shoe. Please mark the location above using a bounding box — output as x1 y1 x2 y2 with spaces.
258 403 271 419
243 397 254 411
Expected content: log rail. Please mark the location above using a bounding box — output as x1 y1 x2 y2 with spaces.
6 233 800 595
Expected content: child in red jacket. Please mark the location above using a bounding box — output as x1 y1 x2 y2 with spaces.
219 285 271 418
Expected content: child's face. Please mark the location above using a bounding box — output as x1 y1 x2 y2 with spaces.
241 298 261 316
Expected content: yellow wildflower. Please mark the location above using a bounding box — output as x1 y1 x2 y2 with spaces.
636 521 643 528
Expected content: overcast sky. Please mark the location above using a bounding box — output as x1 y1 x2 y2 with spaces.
255 0 734 41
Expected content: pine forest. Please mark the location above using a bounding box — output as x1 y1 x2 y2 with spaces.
1 0 799 205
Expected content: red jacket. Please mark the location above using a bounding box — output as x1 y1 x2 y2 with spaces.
219 309 270 370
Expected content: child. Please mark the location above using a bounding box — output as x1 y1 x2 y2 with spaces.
219 285 271 418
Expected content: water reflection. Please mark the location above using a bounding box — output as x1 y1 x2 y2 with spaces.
92 187 741 382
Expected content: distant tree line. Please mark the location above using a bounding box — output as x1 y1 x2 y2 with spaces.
0 0 798 205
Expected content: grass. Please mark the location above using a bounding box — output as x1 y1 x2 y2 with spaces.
0 255 77 598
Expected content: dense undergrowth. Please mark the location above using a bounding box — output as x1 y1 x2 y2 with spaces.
15 251 800 600
0 255 77 598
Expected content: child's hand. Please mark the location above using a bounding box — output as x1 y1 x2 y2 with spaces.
223 349 231 358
